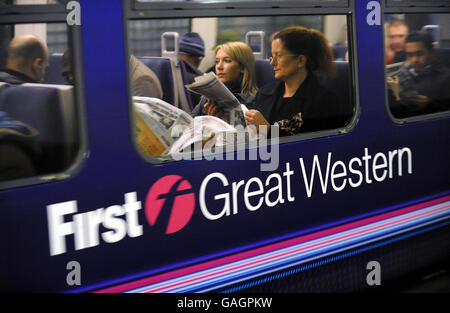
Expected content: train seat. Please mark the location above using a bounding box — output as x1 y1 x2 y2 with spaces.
435 47 450 69
318 61 352 126
0 83 77 174
332 45 348 61
137 57 177 106
178 60 194 111
43 53 66 85
0 82 9 90
254 59 276 88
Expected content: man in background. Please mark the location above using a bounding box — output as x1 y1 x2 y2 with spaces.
0 35 49 84
179 32 205 105
385 19 409 65
387 31 450 117
129 54 163 99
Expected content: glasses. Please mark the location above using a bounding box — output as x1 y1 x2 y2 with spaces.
269 54 299 63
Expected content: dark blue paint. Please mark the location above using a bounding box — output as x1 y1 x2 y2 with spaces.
1 0 449 292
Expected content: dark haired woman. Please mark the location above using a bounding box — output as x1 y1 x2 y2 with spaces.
245 26 343 135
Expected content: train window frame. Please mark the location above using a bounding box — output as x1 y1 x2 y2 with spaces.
386 0 450 9
125 0 359 165
382 1 450 124
0 4 87 190
132 0 350 13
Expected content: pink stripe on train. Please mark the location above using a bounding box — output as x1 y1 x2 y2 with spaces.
96 195 450 293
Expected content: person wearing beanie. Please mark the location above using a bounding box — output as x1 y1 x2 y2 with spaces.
179 32 205 68
179 32 206 107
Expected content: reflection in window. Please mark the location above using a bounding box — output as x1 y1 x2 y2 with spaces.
385 14 450 118
0 22 80 184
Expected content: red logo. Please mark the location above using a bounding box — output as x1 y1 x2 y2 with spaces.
145 175 195 234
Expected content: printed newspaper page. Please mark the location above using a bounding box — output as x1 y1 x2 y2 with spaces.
185 72 247 128
168 115 237 155
133 96 192 156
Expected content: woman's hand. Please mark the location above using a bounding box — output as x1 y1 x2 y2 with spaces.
245 110 270 135
204 100 225 118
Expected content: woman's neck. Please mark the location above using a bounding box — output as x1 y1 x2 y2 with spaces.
283 69 308 98
225 78 242 94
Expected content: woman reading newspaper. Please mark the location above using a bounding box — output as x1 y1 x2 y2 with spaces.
191 41 258 119
134 42 258 158
245 26 341 136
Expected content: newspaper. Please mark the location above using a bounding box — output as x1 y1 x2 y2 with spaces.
185 72 247 128
386 61 405 77
134 96 239 157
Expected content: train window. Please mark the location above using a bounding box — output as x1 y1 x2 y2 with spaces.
134 0 348 5
386 0 450 8
127 13 354 163
4 0 59 3
384 13 450 119
0 9 83 188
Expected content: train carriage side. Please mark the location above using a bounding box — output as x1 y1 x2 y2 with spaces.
0 0 449 292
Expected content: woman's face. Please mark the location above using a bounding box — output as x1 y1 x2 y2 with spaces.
215 48 242 84
270 38 302 81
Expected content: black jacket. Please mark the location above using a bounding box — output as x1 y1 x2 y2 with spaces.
181 60 204 107
0 69 38 84
249 74 343 134
389 59 450 118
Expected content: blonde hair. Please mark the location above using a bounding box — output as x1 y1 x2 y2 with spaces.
214 41 258 97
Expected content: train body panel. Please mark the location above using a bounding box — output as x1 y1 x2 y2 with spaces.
0 0 449 292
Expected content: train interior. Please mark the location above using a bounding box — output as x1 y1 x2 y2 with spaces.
0 0 449 292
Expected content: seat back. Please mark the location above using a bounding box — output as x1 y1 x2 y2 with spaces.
43 53 66 85
0 84 76 174
318 61 352 125
332 45 348 61
435 47 450 69
254 59 277 88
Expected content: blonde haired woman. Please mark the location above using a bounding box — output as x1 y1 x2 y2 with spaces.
192 41 258 116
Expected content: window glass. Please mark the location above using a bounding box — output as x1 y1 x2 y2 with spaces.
129 19 190 57
387 0 450 8
135 0 345 3
128 15 354 163
384 13 450 119
4 0 62 4
0 21 81 185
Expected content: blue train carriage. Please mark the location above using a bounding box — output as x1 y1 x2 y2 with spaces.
0 0 449 292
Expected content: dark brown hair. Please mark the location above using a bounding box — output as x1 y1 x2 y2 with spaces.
272 26 335 78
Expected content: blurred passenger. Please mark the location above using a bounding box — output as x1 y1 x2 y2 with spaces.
60 51 163 99
387 31 450 118
245 26 340 136
129 54 163 99
215 29 241 47
0 35 49 84
205 29 242 73
386 19 409 65
192 41 258 117
0 111 40 181
179 32 206 105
